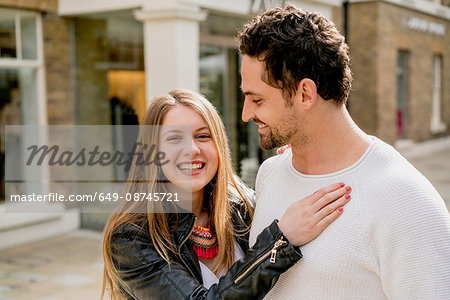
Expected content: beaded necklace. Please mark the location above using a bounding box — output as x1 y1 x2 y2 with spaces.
189 224 218 259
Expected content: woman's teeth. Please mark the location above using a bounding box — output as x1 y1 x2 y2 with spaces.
178 163 203 171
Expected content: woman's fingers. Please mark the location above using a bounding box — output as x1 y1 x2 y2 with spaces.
314 193 351 223
312 185 351 212
306 182 345 205
276 144 291 154
315 205 345 230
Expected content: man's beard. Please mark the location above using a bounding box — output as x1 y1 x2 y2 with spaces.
257 109 300 150
259 125 294 150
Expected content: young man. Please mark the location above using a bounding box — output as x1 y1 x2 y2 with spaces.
238 5 450 299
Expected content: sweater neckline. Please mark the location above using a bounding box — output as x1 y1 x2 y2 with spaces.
286 136 378 179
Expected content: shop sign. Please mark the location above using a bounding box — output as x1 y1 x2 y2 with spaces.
403 16 445 36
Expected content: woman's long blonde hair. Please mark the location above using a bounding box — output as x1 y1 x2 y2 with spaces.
101 89 253 299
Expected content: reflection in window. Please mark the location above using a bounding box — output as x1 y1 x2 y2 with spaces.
20 14 37 60
0 10 42 201
0 12 16 58
200 45 224 115
396 50 409 139
0 68 40 199
0 69 20 199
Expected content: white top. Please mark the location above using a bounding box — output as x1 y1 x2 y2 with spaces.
249 137 450 299
199 239 245 289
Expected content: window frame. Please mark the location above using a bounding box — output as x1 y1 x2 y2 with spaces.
0 7 47 126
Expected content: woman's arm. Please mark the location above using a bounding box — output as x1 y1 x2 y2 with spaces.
112 220 299 300
112 183 351 299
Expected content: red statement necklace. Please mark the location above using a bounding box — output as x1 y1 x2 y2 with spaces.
189 224 218 259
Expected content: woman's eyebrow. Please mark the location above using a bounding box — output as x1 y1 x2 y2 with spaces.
194 126 209 133
160 129 183 138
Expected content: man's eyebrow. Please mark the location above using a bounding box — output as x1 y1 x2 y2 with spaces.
239 85 260 96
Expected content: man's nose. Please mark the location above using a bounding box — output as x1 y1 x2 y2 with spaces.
241 98 255 122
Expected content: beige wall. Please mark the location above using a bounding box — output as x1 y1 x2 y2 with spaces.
0 0 57 11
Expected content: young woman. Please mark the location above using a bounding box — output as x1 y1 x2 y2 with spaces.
102 89 351 299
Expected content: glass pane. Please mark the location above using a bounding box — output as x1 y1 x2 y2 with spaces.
21 15 37 60
0 68 38 200
0 69 21 125
0 69 20 200
396 51 409 139
199 45 224 115
17 68 38 124
0 12 16 58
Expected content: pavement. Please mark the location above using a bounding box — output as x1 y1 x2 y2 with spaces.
0 137 449 300
0 231 104 300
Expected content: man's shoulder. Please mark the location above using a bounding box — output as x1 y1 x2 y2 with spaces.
256 149 291 186
364 137 418 177
360 138 445 215
259 148 291 171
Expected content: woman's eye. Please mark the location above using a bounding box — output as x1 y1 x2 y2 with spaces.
196 134 211 140
167 135 182 142
252 99 262 104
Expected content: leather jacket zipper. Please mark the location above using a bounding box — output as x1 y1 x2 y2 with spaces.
178 216 197 279
233 236 287 285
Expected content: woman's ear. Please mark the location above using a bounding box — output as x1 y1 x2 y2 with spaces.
297 78 317 110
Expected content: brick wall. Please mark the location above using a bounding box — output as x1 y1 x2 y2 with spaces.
43 13 75 125
348 2 379 137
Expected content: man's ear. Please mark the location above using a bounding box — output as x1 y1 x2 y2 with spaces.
297 78 317 110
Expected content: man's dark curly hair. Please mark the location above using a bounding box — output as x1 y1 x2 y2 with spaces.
237 5 352 105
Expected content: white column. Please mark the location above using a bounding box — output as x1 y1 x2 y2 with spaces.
134 3 207 106
430 55 447 134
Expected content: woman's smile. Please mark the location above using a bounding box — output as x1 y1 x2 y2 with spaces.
176 160 206 176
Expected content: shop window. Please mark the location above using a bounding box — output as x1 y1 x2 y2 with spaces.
430 55 446 133
0 10 38 60
110 97 139 181
200 45 224 115
0 9 44 200
396 51 409 139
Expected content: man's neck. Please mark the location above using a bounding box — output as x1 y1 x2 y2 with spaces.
290 107 372 175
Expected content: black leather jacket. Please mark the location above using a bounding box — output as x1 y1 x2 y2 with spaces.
111 194 302 299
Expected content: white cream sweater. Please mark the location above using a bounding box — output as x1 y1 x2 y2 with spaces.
249 137 450 299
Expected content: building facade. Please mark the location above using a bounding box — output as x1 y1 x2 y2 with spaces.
347 0 449 145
